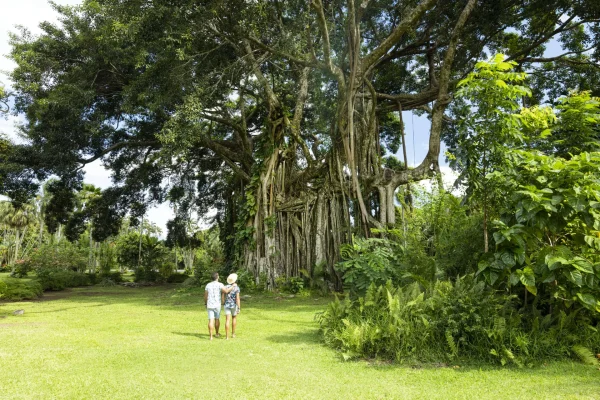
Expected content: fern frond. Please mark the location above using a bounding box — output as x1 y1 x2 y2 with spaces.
572 345 599 366
446 330 458 358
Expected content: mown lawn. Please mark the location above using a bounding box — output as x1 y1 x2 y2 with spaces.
1 285 599 399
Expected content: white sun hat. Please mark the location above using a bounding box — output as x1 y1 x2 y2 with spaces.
227 273 238 284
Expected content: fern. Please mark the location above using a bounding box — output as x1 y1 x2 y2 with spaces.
572 345 599 366
446 330 458 359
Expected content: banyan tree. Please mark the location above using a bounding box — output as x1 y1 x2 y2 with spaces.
4 0 600 286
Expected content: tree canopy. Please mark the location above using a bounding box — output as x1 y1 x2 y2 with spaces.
3 0 600 283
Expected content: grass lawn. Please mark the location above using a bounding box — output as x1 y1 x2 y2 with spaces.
1 285 599 399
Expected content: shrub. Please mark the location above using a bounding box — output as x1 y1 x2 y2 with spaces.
0 278 43 301
181 277 200 287
167 272 189 283
101 271 123 283
276 276 304 294
98 278 117 287
86 273 100 285
134 268 163 283
36 270 91 291
337 236 403 297
24 243 87 275
318 277 600 366
234 269 256 291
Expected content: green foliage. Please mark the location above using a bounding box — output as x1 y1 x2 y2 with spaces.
35 269 91 291
116 232 172 282
397 189 486 281
480 150 600 312
319 279 600 365
542 91 600 158
100 271 123 284
0 277 43 300
21 243 87 277
337 236 403 297
166 272 189 283
134 269 163 284
571 345 599 366
452 54 557 251
276 276 304 294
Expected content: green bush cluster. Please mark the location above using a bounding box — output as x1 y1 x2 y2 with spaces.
36 270 91 291
87 272 123 285
318 278 600 366
18 244 87 277
166 272 189 283
234 269 256 291
0 278 43 300
275 276 304 294
134 268 163 283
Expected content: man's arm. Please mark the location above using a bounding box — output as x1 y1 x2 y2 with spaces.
221 283 237 294
203 290 208 306
221 292 225 306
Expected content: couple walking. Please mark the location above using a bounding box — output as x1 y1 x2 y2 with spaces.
204 272 241 340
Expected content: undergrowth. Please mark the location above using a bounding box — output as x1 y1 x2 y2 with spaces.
318 277 600 367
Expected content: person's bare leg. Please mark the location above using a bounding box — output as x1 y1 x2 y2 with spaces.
225 314 231 339
215 318 220 337
232 315 237 337
208 318 215 340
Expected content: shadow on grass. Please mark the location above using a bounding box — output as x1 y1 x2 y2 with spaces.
172 331 205 339
265 329 321 345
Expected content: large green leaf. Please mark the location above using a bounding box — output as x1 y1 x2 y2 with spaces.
518 267 536 287
576 292 597 307
565 269 583 286
547 256 569 270
571 257 594 274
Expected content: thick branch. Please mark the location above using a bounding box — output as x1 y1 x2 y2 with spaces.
505 16 600 62
389 0 477 188
362 0 438 69
289 67 314 166
242 40 280 110
76 140 158 165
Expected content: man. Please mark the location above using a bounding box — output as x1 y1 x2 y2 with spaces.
204 272 236 340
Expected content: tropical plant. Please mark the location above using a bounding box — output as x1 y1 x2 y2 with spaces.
337 236 404 297
480 150 600 313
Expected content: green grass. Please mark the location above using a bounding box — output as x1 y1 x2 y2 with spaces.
1 285 599 399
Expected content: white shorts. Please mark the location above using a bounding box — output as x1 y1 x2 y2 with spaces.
207 307 221 320
224 306 239 316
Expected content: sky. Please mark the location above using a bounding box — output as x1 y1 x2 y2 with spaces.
1 1 564 233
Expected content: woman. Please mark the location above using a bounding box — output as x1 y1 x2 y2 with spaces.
223 273 241 339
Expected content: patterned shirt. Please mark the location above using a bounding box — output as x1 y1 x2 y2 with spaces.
224 284 240 309
205 281 224 309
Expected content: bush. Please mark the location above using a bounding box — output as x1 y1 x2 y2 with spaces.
0 278 43 301
134 268 163 283
98 278 117 287
101 271 123 283
167 272 189 283
318 277 600 366
23 244 87 275
234 269 255 290
337 237 403 297
36 270 91 291
86 273 100 285
276 276 304 294
181 277 200 287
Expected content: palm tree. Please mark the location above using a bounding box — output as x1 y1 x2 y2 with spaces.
76 184 102 273
0 201 34 273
